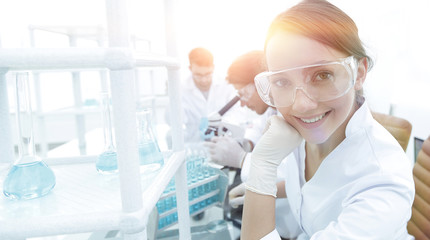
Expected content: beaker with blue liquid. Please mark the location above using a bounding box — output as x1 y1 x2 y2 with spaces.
96 92 118 174
3 72 56 200
137 108 164 172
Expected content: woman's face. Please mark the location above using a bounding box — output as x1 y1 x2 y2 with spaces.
265 31 365 144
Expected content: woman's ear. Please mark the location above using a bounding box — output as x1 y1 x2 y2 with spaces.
354 57 368 91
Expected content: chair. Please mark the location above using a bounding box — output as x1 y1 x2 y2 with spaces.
407 135 430 239
372 112 412 152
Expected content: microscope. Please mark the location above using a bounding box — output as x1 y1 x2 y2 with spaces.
200 95 245 141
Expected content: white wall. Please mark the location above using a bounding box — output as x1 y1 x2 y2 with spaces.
330 0 430 161
1 0 429 161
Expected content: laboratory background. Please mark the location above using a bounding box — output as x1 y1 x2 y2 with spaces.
0 0 429 239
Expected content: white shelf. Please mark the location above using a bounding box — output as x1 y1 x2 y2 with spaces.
0 0 190 239
0 48 179 71
0 151 185 239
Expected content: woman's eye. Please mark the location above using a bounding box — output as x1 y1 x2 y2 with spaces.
315 72 333 81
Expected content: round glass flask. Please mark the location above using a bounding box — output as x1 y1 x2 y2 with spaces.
96 92 118 173
3 72 56 200
137 108 164 172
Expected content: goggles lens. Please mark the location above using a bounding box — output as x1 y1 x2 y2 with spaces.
237 83 256 102
255 56 357 107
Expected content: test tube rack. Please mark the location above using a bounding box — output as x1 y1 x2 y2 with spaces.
156 149 229 231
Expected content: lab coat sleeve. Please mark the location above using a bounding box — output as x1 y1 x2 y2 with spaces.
261 229 282 240
310 174 414 239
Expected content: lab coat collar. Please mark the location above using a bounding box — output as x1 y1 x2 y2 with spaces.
345 97 372 138
183 75 210 100
183 75 198 91
183 74 229 103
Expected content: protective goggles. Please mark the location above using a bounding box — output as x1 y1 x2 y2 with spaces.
254 56 358 108
237 83 256 102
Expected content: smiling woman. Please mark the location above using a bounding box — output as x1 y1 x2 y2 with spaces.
242 1 415 239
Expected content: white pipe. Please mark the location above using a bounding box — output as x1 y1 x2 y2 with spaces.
0 48 178 71
141 150 185 215
110 69 144 237
105 0 145 238
134 54 178 68
165 0 191 238
69 36 87 156
71 71 87 155
0 48 124 70
0 71 15 164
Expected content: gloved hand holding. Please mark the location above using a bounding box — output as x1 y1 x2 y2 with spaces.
229 182 246 208
203 136 247 168
246 116 302 197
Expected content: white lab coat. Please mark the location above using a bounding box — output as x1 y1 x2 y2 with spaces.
241 107 303 239
180 75 243 143
262 100 415 240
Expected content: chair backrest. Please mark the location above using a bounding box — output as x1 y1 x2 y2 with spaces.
372 112 412 152
407 135 430 239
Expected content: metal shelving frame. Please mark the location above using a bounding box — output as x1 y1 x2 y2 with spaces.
0 0 192 239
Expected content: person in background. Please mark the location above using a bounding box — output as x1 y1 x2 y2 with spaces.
204 50 302 239
166 47 242 144
242 0 414 239
205 50 273 169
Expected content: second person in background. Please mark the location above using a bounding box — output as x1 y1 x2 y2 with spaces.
166 47 245 144
204 50 302 239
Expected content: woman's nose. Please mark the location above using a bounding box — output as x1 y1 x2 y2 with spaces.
291 88 318 113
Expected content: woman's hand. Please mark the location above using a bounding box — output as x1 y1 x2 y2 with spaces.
246 115 302 197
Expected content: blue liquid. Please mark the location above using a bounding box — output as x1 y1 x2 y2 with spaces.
165 197 173 211
3 161 56 200
139 141 164 172
157 201 166 214
158 218 167 229
96 151 118 174
156 157 226 230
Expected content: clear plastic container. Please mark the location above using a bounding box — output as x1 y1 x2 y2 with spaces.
3 72 56 200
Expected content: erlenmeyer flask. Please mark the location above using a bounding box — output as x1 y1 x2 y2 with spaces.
137 108 164 172
3 72 56 200
96 92 118 174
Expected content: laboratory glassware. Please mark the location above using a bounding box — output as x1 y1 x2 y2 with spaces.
155 144 229 230
96 92 118 173
3 72 56 200
137 108 164 172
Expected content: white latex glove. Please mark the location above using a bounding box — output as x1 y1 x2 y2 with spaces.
229 182 246 208
246 116 302 197
203 136 247 168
